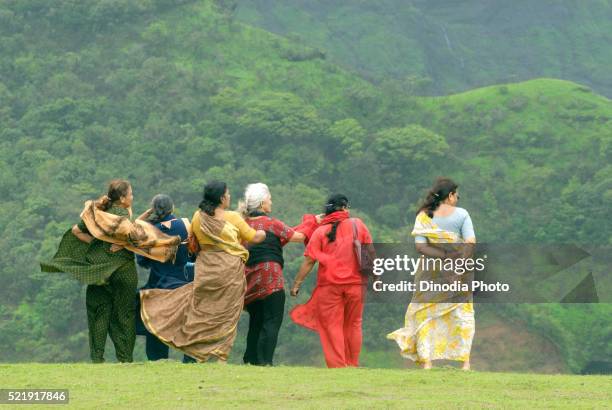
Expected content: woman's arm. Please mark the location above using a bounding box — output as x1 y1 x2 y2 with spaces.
415 242 447 258
72 224 123 252
72 225 94 244
292 214 323 244
290 256 316 296
459 238 476 259
461 211 476 254
250 229 267 244
289 231 306 243
136 208 153 221
231 212 266 244
461 212 476 244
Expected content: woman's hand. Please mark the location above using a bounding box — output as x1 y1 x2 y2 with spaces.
136 208 153 221
415 243 447 259
250 229 267 244
110 244 124 253
291 257 316 297
445 248 463 259
289 231 307 243
71 225 94 244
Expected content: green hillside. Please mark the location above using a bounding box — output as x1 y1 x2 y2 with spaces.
237 0 612 96
2 363 611 408
411 79 612 243
0 0 610 373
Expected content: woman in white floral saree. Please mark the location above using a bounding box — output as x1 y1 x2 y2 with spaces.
388 177 476 370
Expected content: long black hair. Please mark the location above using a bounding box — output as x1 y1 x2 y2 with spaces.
324 193 349 243
149 194 174 224
417 177 458 218
199 181 228 216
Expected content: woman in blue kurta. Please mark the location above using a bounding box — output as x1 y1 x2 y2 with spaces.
135 194 195 362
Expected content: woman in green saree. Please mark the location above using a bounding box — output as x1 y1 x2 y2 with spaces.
41 180 138 363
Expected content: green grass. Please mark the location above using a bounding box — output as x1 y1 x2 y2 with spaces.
1 363 611 409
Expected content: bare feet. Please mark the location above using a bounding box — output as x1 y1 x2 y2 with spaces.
461 360 471 371
422 360 432 370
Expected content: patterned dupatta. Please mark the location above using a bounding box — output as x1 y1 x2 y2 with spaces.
80 200 181 263
410 211 471 304
196 210 249 262
411 211 461 244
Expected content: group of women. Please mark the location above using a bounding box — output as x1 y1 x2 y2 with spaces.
41 177 476 370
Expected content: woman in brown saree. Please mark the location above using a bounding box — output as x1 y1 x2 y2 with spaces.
140 181 266 362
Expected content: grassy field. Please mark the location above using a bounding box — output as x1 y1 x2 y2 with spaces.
1 363 610 409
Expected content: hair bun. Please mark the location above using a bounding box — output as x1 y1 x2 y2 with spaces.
94 195 110 210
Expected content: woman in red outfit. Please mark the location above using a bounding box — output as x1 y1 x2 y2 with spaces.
240 183 306 366
290 194 372 368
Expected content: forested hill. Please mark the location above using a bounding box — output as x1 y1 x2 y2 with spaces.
237 0 612 97
0 0 610 372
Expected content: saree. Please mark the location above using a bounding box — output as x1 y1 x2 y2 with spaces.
140 211 248 362
79 200 181 262
386 212 475 363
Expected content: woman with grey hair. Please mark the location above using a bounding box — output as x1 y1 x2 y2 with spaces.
239 183 306 366
136 194 194 362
